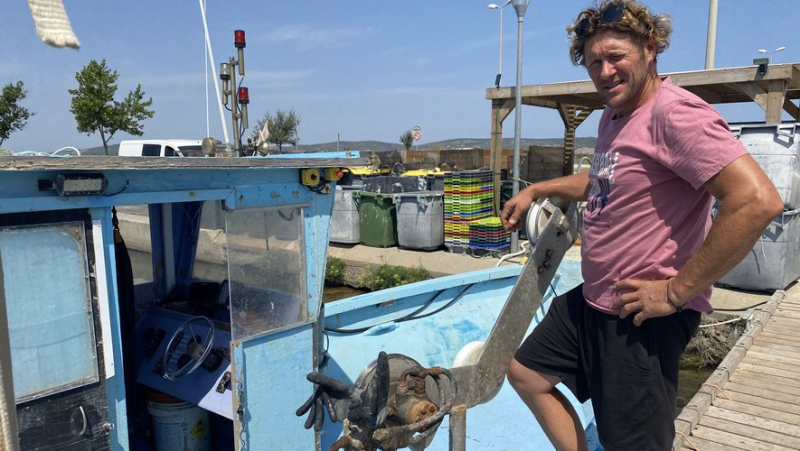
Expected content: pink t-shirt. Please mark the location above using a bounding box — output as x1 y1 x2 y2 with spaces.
581 77 747 314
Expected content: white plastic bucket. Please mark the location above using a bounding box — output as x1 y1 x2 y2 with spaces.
147 394 211 451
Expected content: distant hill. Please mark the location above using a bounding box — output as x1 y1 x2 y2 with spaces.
80 143 119 156
295 137 597 153
80 137 597 156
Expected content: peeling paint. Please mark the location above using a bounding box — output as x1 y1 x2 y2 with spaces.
292 191 300 199
270 191 280 199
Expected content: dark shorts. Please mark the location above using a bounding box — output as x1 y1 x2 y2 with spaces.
514 284 701 451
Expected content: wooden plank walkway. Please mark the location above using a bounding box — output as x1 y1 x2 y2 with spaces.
674 288 800 450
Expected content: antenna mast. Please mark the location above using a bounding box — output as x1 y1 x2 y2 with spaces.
198 0 232 153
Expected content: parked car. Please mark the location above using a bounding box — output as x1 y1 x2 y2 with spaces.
118 139 205 157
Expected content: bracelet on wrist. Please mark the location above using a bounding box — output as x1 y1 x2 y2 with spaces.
666 281 682 313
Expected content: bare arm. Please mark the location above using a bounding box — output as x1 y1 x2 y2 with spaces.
615 154 784 325
500 172 591 232
670 155 784 303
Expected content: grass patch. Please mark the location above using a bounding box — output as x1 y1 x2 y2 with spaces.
325 257 346 286
359 260 431 291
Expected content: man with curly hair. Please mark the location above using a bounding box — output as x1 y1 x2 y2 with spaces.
500 0 783 449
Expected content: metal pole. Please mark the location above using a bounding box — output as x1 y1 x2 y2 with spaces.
497 8 503 87
230 57 241 155
705 0 718 69
198 0 232 152
449 404 467 451
510 0 529 253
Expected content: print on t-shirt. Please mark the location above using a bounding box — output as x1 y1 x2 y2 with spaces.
588 150 619 215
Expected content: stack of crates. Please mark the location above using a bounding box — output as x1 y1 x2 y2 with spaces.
444 170 493 251
468 217 510 253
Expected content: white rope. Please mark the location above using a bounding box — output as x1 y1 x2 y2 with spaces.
27 0 80 49
699 316 744 329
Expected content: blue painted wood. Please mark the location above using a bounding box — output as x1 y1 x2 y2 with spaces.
0 168 313 214
303 190 334 322
318 258 596 450
172 202 203 294
147 204 169 299
0 159 599 450
325 265 524 316
92 207 130 450
235 324 316 450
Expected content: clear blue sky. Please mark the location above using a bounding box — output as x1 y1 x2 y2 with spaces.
2 1 798 153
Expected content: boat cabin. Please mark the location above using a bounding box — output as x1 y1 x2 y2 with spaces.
0 154 363 450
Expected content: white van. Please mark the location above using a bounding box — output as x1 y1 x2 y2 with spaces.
118 139 205 157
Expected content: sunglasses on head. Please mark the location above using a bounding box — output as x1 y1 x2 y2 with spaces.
574 3 626 38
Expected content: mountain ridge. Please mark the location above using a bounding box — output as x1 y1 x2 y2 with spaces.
81 137 597 156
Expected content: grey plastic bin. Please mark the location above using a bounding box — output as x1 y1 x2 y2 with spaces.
732 123 800 208
330 185 361 244
392 191 444 251
363 176 426 194
718 209 800 291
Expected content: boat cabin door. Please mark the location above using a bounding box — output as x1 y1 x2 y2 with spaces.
0 209 114 449
222 201 326 450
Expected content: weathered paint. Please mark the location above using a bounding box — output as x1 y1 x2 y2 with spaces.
319 258 601 450
236 324 316 449
90 210 130 449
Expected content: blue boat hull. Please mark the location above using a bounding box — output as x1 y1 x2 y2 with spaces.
322 260 602 450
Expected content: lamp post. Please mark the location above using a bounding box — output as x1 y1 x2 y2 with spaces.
704 0 717 69
509 0 529 253
758 46 786 63
488 1 512 88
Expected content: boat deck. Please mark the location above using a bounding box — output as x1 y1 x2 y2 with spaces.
674 285 800 450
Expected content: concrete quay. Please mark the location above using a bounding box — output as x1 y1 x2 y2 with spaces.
327 242 775 314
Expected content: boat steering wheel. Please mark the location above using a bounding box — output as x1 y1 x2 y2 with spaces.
162 316 216 381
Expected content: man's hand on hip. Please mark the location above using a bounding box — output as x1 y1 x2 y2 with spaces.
612 278 678 326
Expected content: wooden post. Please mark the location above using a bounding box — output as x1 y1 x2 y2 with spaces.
563 104 576 176
557 104 594 176
766 79 787 124
491 99 514 215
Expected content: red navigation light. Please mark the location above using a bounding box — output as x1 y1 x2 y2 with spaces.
234 30 246 48
237 87 249 104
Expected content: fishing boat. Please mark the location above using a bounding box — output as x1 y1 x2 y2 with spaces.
0 153 597 450
10 4 796 448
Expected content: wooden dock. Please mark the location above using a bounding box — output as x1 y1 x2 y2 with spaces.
674 287 800 450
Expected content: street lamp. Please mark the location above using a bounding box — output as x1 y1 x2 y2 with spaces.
758 46 786 63
488 0 512 88
509 0 530 253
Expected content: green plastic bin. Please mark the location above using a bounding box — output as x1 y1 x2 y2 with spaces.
353 191 397 247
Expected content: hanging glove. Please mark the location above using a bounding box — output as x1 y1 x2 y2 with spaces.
296 351 390 432
296 372 361 431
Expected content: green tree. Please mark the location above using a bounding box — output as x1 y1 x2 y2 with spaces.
251 109 300 153
69 59 155 155
400 130 413 150
0 81 35 148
